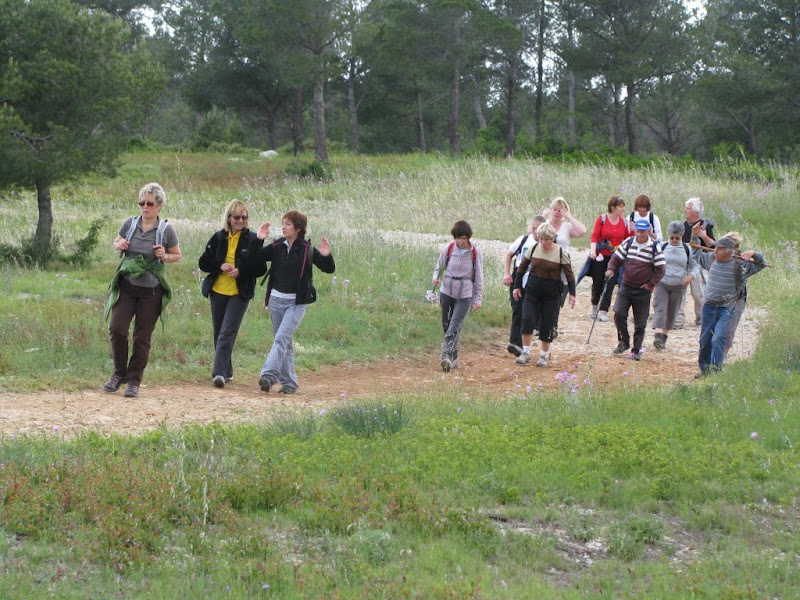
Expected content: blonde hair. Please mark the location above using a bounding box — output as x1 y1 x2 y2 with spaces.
139 182 166 205
550 197 570 213
222 199 249 232
536 222 556 241
723 231 742 248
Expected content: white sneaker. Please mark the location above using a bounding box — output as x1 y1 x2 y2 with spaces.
536 352 549 368
515 352 532 365
597 311 609 322
589 305 598 319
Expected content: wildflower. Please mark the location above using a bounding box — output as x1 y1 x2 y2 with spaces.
53 426 60 431
526 385 532 393
332 276 337 285
750 432 759 440
56 274 66 278
262 584 270 590
622 371 629 376
457 407 462 412
340 393 347 399
318 409 326 416
768 399 775 405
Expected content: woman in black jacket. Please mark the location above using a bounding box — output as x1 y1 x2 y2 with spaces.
246 210 335 394
198 199 258 388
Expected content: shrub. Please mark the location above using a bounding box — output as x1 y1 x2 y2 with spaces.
284 158 332 181
328 400 415 438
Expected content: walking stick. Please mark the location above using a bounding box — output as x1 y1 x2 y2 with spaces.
688 242 774 267
586 277 612 344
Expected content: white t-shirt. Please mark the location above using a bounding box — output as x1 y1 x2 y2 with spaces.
552 221 573 250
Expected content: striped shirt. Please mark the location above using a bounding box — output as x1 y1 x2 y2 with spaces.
693 248 766 307
607 236 666 288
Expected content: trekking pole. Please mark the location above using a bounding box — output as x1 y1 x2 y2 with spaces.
586 277 612 344
688 242 774 267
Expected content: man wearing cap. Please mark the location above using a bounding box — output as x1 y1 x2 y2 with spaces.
691 235 766 377
605 219 666 360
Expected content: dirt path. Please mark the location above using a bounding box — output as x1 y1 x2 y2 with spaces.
0 294 761 438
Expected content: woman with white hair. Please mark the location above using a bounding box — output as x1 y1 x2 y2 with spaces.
652 221 700 350
676 197 715 328
512 222 576 367
103 183 181 398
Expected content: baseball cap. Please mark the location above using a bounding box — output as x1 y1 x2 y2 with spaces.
634 219 651 231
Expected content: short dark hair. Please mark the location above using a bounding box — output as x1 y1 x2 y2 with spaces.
607 195 625 213
451 220 473 239
282 210 307 239
634 194 651 211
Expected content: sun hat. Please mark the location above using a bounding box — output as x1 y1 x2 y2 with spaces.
634 219 651 231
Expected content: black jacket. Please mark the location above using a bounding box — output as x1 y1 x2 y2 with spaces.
245 236 335 305
198 228 259 300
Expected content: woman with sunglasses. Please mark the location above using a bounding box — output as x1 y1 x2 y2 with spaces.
198 199 259 388
651 221 699 350
103 183 181 398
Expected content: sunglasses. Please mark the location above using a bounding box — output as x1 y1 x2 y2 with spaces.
138 201 156 207
669 236 682 240
230 214 248 221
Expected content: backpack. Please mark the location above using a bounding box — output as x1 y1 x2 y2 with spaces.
623 237 660 266
122 216 170 262
628 211 655 229
511 234 530 259
444 241 477 282
659 241 691 269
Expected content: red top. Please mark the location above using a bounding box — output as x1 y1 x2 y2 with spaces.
591 214 630 256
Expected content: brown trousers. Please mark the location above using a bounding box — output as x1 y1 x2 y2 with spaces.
109 278 163 386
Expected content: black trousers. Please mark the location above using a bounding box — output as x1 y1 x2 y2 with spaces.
589 254 617 311
613 284 652 351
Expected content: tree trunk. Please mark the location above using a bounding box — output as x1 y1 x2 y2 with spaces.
474 88 487 129
611 84 623 147
746 108 758 155
33 180 53 263
417 91 427 153
505 56 517 158
292 86 304 156
535 0 546 140
347 59 360 154
625 82 638 154
568 70 576 146
448 61 461 156
266 100 279 150
313 67 328 162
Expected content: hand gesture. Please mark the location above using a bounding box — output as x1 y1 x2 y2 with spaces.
681 274 694 287
604 269 613 278
113 237 129 252
256 221 271 240
568 294 576 309
691 221 702 236
471 303 481 311
221 262 234 273
318 236 331 256
227 268 239 278
153 244 166 260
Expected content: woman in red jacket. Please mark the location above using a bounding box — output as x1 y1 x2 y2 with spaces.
588 195 630 321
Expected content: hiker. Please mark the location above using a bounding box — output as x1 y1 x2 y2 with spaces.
605 219 666 360
245 211 335 394
691 234 766 376
627 194 663 242
676 197 715 328
545 197 586 337
512 222 576 368
198 199 259 388
588 195 630 322
503 215 545 357
652 221 700 351
432 220 484 372
722 232 748 358
103 183 181 398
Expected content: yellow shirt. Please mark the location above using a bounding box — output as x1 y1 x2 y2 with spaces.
211 231 241 296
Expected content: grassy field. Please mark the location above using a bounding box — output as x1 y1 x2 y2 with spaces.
0 151 799 598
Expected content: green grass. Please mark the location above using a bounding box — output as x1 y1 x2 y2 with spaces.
1 152 799 597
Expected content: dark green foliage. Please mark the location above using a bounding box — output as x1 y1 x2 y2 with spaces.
63 218 105 267
284 158 333 181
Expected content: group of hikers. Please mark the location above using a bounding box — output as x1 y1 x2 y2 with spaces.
102 183 766 399
435 195 766 379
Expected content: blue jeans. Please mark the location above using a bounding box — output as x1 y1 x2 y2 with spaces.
261 295 308 390
210 291 250 380
698 303 735 373
440 292 471 361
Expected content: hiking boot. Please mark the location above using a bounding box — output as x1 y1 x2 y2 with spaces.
123 384 139 398
441 358 452 373
695 318 702 327
213 375 225 388
103 375 126 393
613 342 630 355
630 350 642 361
515 352 532 365
259 374 276 392
279 386 297 395
653 333 666 350
536 352 549 368
673 321 685 330
694 371 707 379
506 343 523 357
597 311 610 322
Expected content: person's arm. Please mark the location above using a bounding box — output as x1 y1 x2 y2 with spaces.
161 244 181 264
564 208 587 238
198 233 221 273
471 247 484 308
312 237 336 273
589 216 601 258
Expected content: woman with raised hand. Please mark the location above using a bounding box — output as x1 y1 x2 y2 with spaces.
432 220 484 372
198 199 259 388
245 211 335 395
512 222 576 367
587 195 630 322
545 196 586 336
103 183 181 398
652 221 699 350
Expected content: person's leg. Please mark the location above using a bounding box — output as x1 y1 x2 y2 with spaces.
126 284 164 386
108 281 137 380
443 297 471 362
209 292 228 374
709 305 735 370
212 294 250 380
690 274 705 325
697 303 715 373
439 293 456 361
631 288 652 353
261 296 307 389
612 284 632 350
652 284 668 333
588 257 605 313
508 285 523 349
724 297 746 356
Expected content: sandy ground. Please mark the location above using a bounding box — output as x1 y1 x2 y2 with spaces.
0 290 760 438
